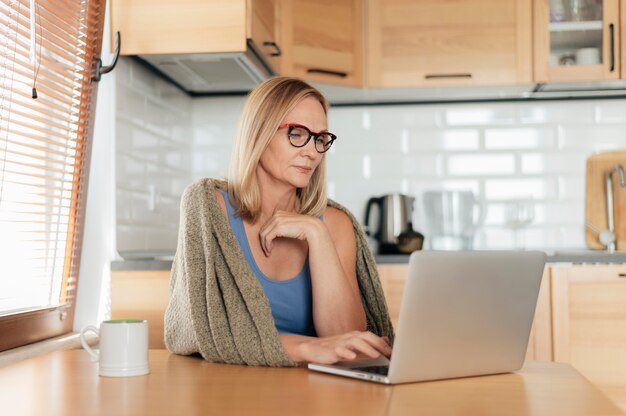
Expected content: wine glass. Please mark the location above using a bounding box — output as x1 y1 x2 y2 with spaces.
504 199 535 249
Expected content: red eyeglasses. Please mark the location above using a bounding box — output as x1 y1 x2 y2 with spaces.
278 123 337 153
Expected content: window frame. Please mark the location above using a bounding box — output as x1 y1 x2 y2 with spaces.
0 0 105 352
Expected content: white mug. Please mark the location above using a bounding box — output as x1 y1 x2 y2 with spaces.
80 319 150 377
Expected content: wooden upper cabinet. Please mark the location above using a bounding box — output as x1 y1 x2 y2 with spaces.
110 0 282 69
111 0 247 55
248 0 283 71
280 0 364 86
533 0 621 82
367 0 533 88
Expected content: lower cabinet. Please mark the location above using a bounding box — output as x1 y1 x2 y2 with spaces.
524 267 553 362
110 270 170 349
551 264 626 412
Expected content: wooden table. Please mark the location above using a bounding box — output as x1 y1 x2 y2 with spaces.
0 350 622 416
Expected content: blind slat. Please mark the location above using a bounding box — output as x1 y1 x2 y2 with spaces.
11 1 88 50
0 99 78 124
0 146 79 169
7 58 81 94
7 39 86 79
4 106 79 135
0 177 75 193
3 121 79 145
10 14 88 61
7 89 83 117
4 46 85 84
0 136 83 160
0 128 79 152
0 167 80 186
12 0 94 36
10 29 86 70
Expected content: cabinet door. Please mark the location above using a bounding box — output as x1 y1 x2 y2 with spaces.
551 264 626 411
111 0 247 55
111 270 170 349
525 267 553 362
367 0 532 87
377 264 408 330
280 0 364 86
248 0 283 73
534 0 621 82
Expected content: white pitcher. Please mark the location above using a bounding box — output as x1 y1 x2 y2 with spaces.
422 190 486 250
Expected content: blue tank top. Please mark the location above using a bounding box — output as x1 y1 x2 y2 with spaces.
218 189 316 337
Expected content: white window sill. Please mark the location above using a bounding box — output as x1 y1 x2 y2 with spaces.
0 332 98 368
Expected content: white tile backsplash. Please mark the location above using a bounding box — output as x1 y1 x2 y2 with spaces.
116 59 193 256
115 59 626 252
594 101 626 123
447 154 515 176
519 102 596 124
484 127 557 149
445 106 517 126
329 100 625 250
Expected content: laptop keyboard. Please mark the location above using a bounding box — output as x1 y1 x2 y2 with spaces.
358 365 389 376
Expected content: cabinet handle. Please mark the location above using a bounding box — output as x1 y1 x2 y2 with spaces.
609 24 615 72
424 73 472 79
619 273 626 278
306 68 348 78
262 41 282 57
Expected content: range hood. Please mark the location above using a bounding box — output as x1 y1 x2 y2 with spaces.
136 41 275 95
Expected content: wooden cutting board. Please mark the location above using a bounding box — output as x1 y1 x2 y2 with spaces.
585 151 626 250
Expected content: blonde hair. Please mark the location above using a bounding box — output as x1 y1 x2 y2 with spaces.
227 77 330 222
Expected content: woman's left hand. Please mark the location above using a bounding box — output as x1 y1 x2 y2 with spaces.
258 211 324 257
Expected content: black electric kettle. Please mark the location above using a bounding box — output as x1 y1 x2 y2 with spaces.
364 194 423 254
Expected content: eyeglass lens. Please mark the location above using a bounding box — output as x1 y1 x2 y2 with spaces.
287 126 334 153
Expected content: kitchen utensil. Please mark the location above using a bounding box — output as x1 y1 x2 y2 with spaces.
550 0 567 21
503 198 535 249
364 194 417 254
576 47 600 65
585 151 626 250
396 223 424 254
422 190 486 250
559 53 576 66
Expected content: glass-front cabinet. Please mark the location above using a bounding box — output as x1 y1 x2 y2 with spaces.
534 0 621 81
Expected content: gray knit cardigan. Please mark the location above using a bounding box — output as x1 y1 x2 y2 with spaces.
164 178 394 367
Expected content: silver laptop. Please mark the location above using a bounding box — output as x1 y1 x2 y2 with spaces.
308 250 547 384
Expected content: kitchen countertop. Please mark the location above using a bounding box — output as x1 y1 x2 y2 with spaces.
111 249 626 270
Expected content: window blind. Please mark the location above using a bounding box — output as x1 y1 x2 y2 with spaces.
0 0 104 351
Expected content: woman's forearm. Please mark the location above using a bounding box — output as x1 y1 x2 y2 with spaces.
280 331 392 365
279 333 312 362
307 224 367 336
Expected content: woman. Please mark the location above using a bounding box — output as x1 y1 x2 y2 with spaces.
164 77 393 367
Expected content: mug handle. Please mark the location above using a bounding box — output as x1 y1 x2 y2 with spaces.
80 325 100 362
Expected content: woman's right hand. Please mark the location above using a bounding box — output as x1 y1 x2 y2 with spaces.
295 331 392 365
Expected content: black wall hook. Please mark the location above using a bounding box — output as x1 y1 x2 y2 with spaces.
93 31 121 82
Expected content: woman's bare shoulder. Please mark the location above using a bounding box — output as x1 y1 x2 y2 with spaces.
323 206 354 238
